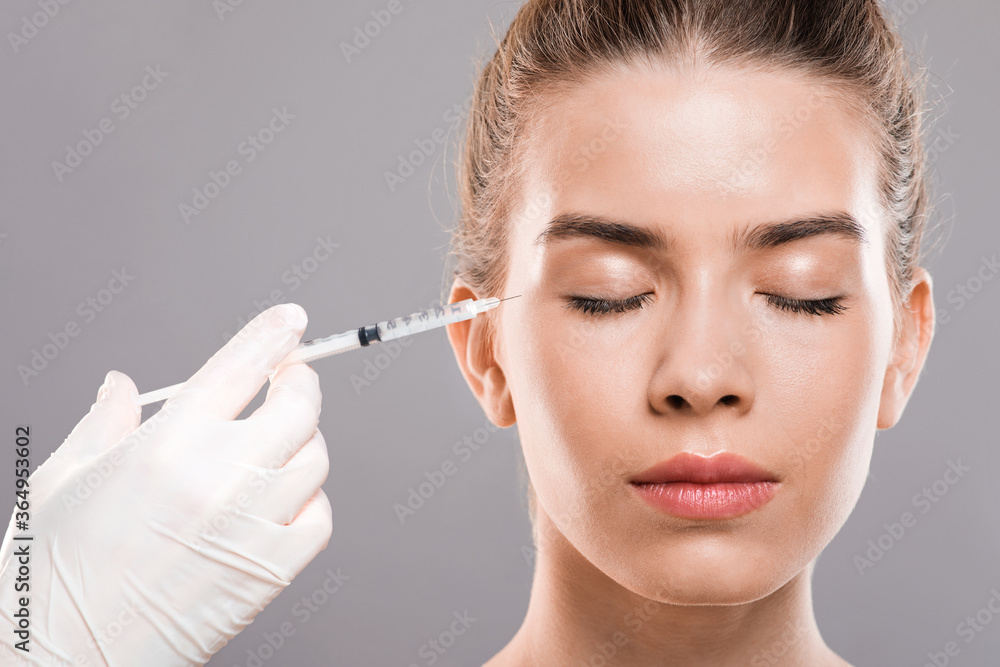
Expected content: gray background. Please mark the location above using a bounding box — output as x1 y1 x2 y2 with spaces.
1 1 997 665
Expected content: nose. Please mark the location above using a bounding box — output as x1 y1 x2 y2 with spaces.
647 287 757 417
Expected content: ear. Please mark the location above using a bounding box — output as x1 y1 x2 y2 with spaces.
444 278 516 428
877 266 935 429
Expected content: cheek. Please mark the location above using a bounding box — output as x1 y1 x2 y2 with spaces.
763 300 888 540
503 307 641 512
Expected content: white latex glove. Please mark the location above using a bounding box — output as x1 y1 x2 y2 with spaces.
0 303 332 666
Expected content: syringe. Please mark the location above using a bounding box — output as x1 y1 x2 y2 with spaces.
136 295 520 406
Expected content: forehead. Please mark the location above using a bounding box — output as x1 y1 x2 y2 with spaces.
512 62 881 251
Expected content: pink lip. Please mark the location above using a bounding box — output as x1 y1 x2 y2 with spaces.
630 452 779 520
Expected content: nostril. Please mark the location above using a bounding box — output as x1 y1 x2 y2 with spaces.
719 394 739 406
666 395 686 410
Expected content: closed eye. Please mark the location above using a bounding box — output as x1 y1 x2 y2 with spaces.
564 292 846 317
565 293 653 316
763 293 847 316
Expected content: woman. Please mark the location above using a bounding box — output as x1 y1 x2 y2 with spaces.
0 1 937 665
443 0 936 664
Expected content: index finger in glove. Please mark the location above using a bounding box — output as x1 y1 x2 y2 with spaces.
164 304 308 420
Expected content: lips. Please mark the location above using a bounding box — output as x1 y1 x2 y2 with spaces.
629 451 779 520
630 451 778 484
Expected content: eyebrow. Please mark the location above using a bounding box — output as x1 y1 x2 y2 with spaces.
532 211 868 252
732 212 868 252
532 213 669 251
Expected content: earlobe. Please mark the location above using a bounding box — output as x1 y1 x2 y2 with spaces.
483 365 516 427
876 267 935 429
444 279 516 428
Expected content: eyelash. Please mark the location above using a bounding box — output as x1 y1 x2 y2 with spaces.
763 294 847 316
564 293 847 317
565 293 654 316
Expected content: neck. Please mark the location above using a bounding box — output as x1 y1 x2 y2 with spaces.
493 509 847 667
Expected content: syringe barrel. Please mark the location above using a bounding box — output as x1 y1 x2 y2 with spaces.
284 329 362 364
376 299 476 342
137 296 508 406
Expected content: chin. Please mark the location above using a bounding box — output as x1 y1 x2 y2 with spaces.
611 535 801 606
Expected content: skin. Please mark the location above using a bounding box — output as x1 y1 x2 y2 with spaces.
446 61 935 666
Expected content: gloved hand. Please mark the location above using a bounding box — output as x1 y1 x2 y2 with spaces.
0 303 332 666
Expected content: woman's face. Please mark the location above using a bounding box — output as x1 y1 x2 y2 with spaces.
489 63 903 603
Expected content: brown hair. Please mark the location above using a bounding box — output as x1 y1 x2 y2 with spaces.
443 0 936 527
